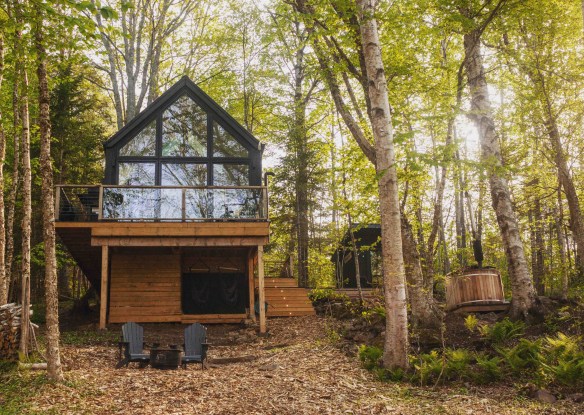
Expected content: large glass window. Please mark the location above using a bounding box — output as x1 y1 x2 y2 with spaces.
213 164 248 186
213 122 248 157
118 163 155 185
162 95 207 157
161 163 207 186
119 121 156 156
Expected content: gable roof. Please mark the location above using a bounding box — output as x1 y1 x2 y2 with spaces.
104 76 262 151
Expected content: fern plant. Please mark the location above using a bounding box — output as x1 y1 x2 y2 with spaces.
474 353 503 383
497 338 542 375
480 318 525 344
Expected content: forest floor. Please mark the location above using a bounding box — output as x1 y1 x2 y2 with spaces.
1 315 583 414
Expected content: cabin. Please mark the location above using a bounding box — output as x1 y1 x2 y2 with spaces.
331 224 383 291
55 76 275 331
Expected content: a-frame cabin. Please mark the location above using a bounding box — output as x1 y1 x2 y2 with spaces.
55 76 270 331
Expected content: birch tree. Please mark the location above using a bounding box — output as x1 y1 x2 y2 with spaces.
0 20 7 305
459 0 539 319
35 6 63 381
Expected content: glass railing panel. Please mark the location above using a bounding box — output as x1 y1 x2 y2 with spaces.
56 185 267 222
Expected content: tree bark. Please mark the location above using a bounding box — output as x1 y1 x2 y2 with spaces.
401 216 442 328
463 27 539 319
5 69 21 303
16 1 32 354
36 12 64 381
0 30 7 305
292 42 310 288
357 0 408 369
545 115 584 278
557 187 569 300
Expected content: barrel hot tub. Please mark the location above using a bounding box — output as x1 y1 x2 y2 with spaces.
446 268 508 312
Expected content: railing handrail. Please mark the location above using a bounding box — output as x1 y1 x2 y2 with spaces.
55 184 267 190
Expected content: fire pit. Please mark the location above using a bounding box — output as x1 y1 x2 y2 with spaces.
150 347 182 370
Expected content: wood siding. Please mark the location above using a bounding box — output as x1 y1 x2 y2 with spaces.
108 252 182 323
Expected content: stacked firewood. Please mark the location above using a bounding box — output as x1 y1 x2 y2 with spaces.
0 303 31 360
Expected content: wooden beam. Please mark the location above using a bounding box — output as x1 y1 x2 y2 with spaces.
248 248 256 322
91 223 269 237
91 236 269 247
258 245 266 333
99 245 109 329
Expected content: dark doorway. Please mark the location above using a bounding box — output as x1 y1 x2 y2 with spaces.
181 273 247 314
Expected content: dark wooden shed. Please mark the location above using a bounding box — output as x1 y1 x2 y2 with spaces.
331 224 383 289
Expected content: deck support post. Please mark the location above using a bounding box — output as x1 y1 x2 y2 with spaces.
248 248 256 322
258 245 266 333
99 245 109 329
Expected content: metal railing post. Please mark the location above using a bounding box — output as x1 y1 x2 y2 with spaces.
182 188 186 221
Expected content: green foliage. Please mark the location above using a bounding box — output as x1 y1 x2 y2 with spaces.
411 350 443 385
358 345 383 371
308 288 347 302
0 369 51 414
443 348 472 381
361 305 386 321
464 314 479 332
60 330 118 346
540 333 584 387
474 354 503 383
497 339 542 375
479 318 525 344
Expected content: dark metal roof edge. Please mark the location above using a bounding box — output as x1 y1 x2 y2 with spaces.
103 76 262 150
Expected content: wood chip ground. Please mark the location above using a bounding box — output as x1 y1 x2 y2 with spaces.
20 316 583 414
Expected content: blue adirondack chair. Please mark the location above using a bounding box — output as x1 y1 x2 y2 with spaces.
182 323 209 369
116 322 150 368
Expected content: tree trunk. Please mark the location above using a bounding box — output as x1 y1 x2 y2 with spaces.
17 3 32 355
0 31 7 305
36 13 64 381
6 72 21 303
401 216 442 328
292 40 310 288
357 0 408 369
545 114 584 278
463 28 539 319
557 187 569 300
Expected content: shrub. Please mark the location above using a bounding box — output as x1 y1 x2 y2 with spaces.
411 350 444 385
358 345 383 370
541 333 584 387
474 353 503 383
308 288 348 302
479 318 525 344
443 348 472 381
464 314 479 332
497 338 542 375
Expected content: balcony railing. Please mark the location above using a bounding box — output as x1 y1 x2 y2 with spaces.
55 185 268 222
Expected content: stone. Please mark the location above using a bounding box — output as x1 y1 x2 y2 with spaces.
566 393 584 403
531 389 557 404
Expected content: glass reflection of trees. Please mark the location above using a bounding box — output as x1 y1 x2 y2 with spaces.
119 121 156 156
162 95 207 157
212 122 248 157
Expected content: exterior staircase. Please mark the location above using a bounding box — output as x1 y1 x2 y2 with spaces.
259 278 315 317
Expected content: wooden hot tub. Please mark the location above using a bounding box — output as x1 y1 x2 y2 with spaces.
446 268 509 313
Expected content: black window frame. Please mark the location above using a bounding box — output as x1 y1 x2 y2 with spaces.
112 92 254 186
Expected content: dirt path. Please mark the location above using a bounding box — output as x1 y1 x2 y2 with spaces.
23 316 581 414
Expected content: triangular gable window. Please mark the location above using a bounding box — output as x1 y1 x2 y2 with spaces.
119 120 156 157
162 95 207 157
212 122 248 157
